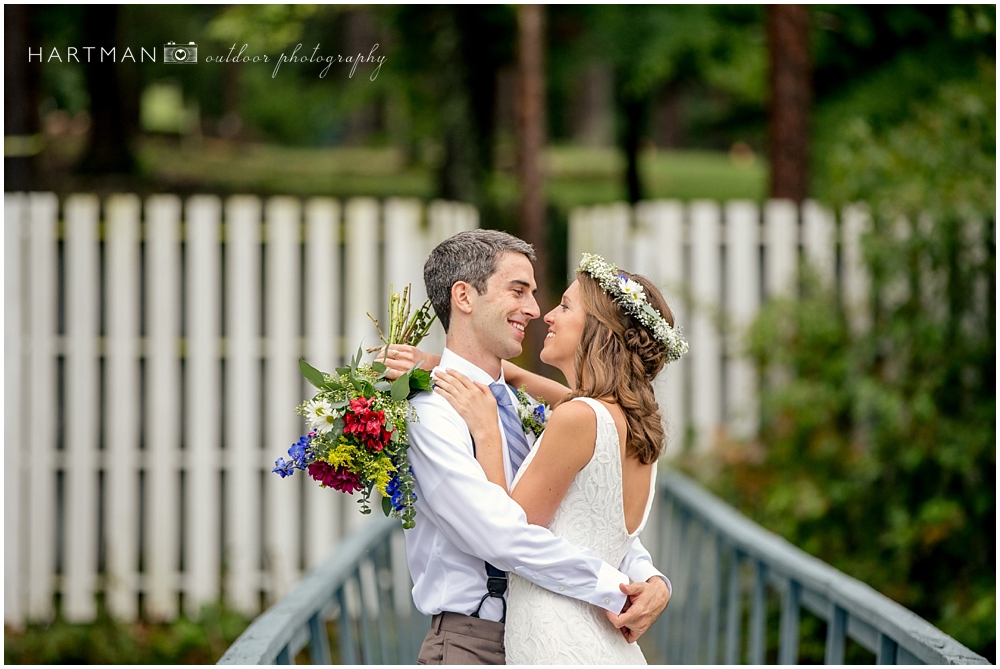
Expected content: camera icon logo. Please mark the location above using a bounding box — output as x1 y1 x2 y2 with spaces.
164 42 198 64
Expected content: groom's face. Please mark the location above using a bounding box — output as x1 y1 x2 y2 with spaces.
469 252 540 360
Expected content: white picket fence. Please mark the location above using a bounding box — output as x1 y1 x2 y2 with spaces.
569 199 876 456
4 192 477 626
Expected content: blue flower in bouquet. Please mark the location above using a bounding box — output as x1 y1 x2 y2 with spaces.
386 478 404 512
272 457 296 478
288 433 312 469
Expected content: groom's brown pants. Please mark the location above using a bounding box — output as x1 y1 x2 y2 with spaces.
416 612 505 665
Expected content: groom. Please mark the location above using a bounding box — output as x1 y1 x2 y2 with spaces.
394 230 671 664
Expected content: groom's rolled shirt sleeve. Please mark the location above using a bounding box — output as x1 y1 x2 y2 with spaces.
408 394 629 614
620 537 672 596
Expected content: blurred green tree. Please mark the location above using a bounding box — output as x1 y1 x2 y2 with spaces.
385 6 515 206
550 5 766 203
693 55 995 661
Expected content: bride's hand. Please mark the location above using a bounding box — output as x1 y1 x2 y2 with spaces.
434 370 498 442
376 345 440 380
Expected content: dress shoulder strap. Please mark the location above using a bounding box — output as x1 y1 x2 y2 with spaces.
568 397 618 457
570 397 618 434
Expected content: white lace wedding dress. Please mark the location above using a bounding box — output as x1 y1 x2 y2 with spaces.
504 397 656 665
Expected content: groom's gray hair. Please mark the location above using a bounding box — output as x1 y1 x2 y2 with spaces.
424 229 535 332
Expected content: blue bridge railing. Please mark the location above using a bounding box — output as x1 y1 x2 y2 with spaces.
218 471 988 665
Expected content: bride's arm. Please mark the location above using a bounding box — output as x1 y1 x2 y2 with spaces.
435 372 595 526
501 361 570 407
377 344 569 408
433 371 507 491
376 344 441 379
506 401 595 526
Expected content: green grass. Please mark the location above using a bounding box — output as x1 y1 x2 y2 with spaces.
131 139 765 206
3 604 251 664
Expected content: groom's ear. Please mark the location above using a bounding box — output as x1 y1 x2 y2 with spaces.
451 281 476 317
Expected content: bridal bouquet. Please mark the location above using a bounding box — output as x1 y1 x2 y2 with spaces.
272 285 435 529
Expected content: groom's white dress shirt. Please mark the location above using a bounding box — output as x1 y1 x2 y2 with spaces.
404 348 668 623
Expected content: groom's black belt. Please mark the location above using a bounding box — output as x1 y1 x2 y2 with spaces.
470 562 508 623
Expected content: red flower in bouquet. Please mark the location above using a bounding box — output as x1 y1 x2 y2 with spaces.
307 461 364 494
343 396 393 452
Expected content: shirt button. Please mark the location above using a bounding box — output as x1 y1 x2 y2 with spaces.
604 598 610 604
558 586 565 592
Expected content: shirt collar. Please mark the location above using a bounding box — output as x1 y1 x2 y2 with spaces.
434 348 506 387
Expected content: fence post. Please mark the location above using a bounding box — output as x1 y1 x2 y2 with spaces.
104 194 142 620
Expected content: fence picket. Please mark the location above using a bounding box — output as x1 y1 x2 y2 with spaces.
224 196 263 616
185 195 223 616
303 198 344 568
264 197 304 599
104 194 141 620
841 203 871 333
4 194 26 626
647 201 687 456
8 192 483 625
343 198 382 531
573 198 885 454
764 199 799 299
724 200 760 439
689 200 722 450
384 198 426 305
802 200 836 285
598 203 631 267
63 194 101 622
567 207 591 282
26 193 58 622
146 194 183 620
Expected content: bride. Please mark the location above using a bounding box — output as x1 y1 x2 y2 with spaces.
401 254 686 664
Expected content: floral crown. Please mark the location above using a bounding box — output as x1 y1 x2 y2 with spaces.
576 253 688 363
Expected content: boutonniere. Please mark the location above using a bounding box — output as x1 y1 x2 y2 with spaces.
513 386 551 438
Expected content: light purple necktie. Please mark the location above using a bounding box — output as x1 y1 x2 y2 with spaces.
490 383 531 476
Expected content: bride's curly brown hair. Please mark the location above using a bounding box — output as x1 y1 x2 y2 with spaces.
562 271 674 464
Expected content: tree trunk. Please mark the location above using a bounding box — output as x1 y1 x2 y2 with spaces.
613 67 650 205
516 4 548 368
433 7 483 205
622 97 647 205
766 4 811 201
78 5 136 174
4 5 41 190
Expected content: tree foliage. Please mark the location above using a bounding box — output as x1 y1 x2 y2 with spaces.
690 58 995 661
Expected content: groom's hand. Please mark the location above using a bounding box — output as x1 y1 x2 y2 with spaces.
605 577 670 643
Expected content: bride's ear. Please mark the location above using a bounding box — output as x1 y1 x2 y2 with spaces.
451 281 476 317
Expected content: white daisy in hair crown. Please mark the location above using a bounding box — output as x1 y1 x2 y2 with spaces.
576 253 689 363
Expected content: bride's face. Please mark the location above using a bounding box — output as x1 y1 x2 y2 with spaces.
540 280 586 372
